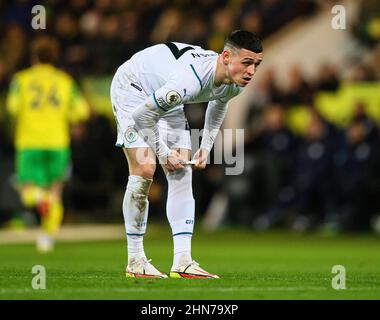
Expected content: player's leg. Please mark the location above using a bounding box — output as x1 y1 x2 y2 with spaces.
162 149 219 279
41 181 64 236
162 148 194 264
123 147 155 263
111 77 165 278
37 181 64 252
16 149 47 210
160 110 219 278
123 147 167 278
37 149 69 252
19 184 44 208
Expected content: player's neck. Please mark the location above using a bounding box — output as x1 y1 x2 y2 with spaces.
214 55 233 87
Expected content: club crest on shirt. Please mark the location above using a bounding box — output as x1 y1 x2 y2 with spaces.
125 125 138 143
166 90 182 106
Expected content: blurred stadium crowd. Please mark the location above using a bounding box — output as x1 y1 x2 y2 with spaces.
1 0 380 233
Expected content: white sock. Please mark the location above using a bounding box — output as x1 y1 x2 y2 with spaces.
166 166 194 268
123 175 152 264
173 234 192 267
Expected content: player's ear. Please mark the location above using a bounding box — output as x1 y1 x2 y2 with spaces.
221 49 231 65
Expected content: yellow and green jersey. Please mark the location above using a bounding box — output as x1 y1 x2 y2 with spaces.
6 64 89 149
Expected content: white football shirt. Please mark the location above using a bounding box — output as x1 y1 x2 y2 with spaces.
113 42 244 157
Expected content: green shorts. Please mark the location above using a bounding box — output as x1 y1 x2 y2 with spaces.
16 149 70 188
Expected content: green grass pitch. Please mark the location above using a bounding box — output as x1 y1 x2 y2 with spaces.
1 225 380 300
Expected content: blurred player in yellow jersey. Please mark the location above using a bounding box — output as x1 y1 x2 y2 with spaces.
6 36 89 252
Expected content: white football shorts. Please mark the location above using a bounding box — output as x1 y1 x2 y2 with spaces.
110 73 191 150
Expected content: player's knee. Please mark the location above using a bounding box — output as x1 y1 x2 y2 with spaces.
134 164 156 180
127 175 153 197
20 185 43 208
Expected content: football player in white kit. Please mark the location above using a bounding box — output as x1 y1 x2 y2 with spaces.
110 30 263 278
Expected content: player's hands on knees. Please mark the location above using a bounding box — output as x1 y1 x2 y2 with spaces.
164 150 187 172
192 148 209 170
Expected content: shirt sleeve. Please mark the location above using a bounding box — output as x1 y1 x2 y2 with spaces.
199 85 242 151
200 98 229 152
151 66 202 110
68 81 90 123
6 75 21 117
131 94 171 158
132 66 201 158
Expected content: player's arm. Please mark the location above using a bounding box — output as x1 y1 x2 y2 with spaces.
132 94 171 158
6 75 22 118
201 99 229 151
192 99 229 169
194 84 243 169
132 92 188 171
68 82 90 124
132 72 198 169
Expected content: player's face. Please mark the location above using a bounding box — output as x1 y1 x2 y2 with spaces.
226 48 263 87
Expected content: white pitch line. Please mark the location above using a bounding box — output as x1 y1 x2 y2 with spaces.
1 287 380 294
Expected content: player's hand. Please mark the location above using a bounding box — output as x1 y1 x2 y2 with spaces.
163 150 187 172
192 148 209 170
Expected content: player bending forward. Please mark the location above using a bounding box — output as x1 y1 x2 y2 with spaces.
110 30 263 278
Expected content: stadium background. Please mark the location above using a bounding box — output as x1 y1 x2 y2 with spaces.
0 0 380 235
1 0 380 302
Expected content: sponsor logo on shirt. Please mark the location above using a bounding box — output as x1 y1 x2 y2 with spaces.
191 53 218 58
